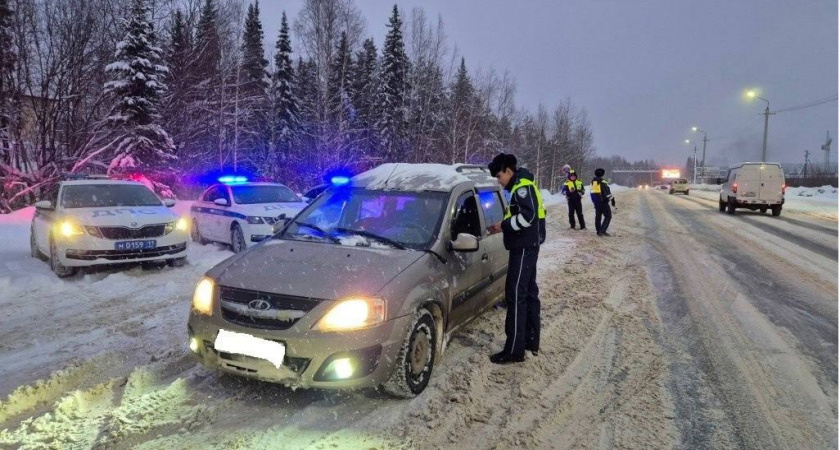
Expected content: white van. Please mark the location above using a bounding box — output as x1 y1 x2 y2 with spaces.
718 162 785 216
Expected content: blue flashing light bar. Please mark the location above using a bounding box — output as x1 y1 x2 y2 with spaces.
331 175 351 186
219 175 248 184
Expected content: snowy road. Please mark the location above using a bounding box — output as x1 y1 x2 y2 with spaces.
0 190 837 449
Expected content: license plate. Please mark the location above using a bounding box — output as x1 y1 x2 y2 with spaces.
214 329 285 368
115 240 157 250
742 192 756 197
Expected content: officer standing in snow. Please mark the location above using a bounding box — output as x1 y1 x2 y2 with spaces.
561 170 586 230
487 153 545 364
590 168 615 236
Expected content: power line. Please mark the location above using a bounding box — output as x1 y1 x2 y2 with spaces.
773 94 838 114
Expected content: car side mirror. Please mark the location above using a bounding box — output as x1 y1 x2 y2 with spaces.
214 198 230 207
449 233 479 252
163 198 176 208
272 214 289 233
34 200 53 211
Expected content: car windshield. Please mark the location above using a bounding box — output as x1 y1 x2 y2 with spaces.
61 184 162 208
231 185 300 204
278 188 448 250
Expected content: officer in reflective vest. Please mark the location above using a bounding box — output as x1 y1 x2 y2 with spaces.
487 153 545 364
561 170 586 230
590 168 614 236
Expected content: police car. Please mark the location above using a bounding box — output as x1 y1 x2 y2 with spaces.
191 178 307 253
30 176 189 277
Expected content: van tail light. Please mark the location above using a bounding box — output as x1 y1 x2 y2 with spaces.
782 183 786 194
732 183 738 194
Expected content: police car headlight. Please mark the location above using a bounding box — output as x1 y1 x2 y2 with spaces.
191 277 215 316
57 220 84 237
313 298 385 332
246 216 265 224
176 217 188 231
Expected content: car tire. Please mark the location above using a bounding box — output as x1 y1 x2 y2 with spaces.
726 198 736 215
382 307 437 398
231 223 247 253
30 228 47 261
771 205 782 217
759 206 768 214
167 257 187 267
669 190 674 195
719 200 726 212
685 190 689 196
191 220 208 245
49 237 76 278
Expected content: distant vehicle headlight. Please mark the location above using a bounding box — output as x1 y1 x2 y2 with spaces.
57 220 84 237
313 298 385 332
246 216 265 224
192 277 215 316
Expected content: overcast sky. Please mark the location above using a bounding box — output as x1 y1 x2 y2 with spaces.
260 0 838 167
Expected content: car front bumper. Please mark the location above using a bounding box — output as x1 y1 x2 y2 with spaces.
187 309 412 390
56 231 189 267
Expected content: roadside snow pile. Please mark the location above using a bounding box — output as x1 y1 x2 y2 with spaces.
786 185 838 201
541 189 564 207
690 184 720 192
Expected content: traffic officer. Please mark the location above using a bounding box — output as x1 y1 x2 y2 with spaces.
590 168 615 236
561 170 586 230
487 153 545 364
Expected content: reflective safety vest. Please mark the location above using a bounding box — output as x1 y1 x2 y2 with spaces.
504 177 546 220
591 179 602 194
564 179 584 193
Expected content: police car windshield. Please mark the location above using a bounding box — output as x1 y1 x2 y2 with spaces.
61 184 162 208
279 188 448 250
231 185 300 204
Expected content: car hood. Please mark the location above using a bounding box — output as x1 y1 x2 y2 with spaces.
234 202 307 219
209 239 424 300
67 206 178 227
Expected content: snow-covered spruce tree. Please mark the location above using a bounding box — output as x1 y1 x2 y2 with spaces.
103 0 174 175
241 1 267 95
162 9 193 155
377 5 409 161
238 1 269 172
269 12 299 178
350 38 379 157
327 32 352 134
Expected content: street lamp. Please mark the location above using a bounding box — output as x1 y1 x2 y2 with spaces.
746 90 773 162
685 139 697 184
691 126 708 181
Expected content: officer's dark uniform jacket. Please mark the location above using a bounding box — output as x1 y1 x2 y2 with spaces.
562 178 585 198
501 168 546 249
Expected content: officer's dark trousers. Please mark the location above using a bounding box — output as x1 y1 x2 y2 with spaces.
503 246 540 357
594 201 612 233
567 196 585 228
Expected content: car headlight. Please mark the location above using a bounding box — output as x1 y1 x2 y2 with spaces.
246 216 265 224
57 220 84 237
165 217 189 234
192 277 215 316
313 298 385 332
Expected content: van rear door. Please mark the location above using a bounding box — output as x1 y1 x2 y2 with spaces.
737 165 760 199
758 164 784 203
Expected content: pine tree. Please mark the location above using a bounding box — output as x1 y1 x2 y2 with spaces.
377 5 409 160
195 0 221 84
448 57 474 163
351 38 379 156
327 32 352 127
270 12 299 174
241 1 267 94
162 9 192 150
104 0 174 172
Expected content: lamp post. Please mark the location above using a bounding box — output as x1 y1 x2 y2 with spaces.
685 139 697 184
747 91 772 162
692 127 708 181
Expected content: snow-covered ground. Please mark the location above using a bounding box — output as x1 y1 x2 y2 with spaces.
689 184 838 220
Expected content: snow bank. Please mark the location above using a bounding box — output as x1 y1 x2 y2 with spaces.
786 185 838 202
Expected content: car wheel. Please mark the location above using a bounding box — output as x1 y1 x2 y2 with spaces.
719 200 726 212
167 257 187 267
191 220 208 245
382 307 437 398
726 198 736 215
49 237 76 278
669 190 674 195
230 224 247 253
771 205 782 217
759 206 768 214
685 190 689 196
30 228 47 261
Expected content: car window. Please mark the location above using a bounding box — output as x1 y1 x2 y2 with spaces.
478 190 505 233
450 191 482 240
231 185 300 204
280 188 448 249
60 184 162 208
204 186 229 203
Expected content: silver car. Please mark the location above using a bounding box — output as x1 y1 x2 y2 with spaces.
187 163 508 397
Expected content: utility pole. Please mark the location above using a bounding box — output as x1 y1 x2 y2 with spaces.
761 104 771 162
692 127 708 182
693 145 698 185
804 150 811 179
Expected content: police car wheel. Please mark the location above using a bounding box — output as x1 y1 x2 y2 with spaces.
382 307 436 398
167 257 187 267
49 237 76 278
191 220 208 245
30 228 47 261
231 224 246 253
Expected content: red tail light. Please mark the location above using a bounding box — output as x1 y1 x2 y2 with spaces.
782 183 786 194
732 183 738 194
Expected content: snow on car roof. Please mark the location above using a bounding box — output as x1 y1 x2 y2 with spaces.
728 162 782 169
60 179 144 186
352 163 495 192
